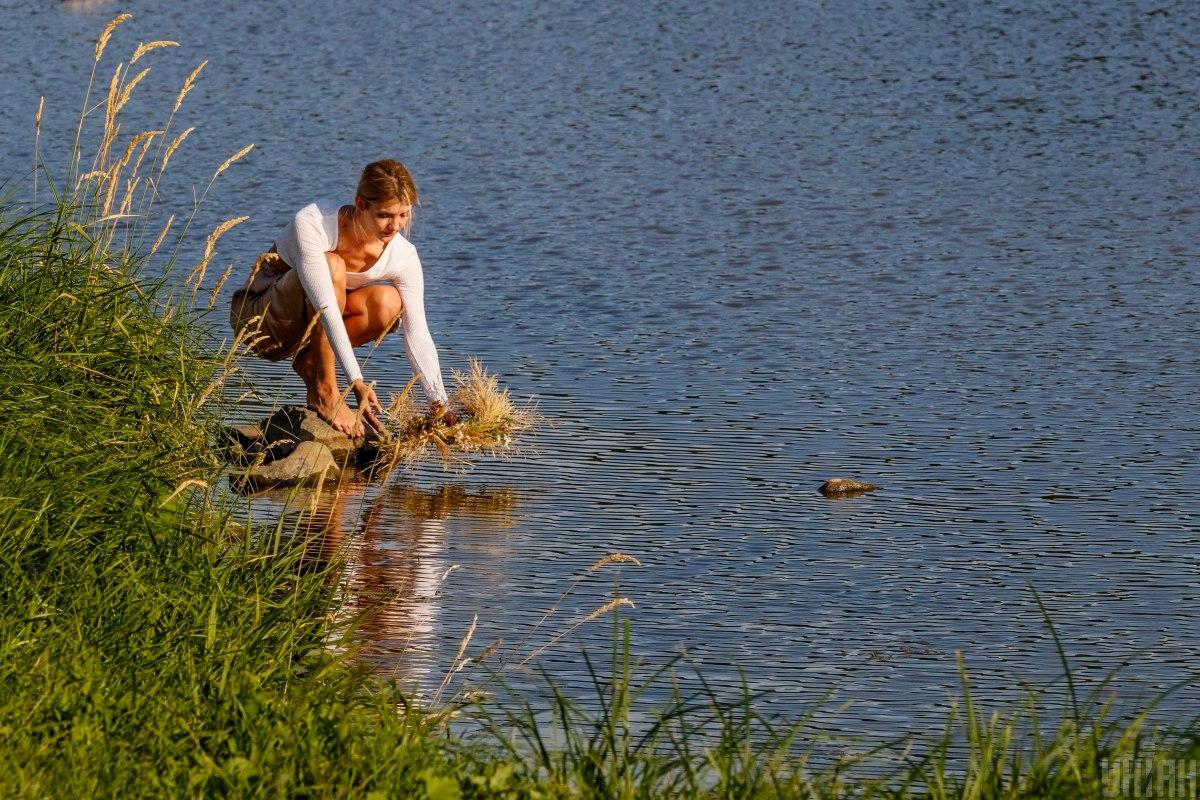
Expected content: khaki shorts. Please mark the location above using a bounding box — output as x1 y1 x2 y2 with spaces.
229 251 315 361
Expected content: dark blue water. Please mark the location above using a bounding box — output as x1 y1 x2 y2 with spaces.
3 0 1198 739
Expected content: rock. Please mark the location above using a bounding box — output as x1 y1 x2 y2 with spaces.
261 405 360 465
235 440 339 489
222 406 385 489
217 422 267 466
819 478 877 497
220 422 264 449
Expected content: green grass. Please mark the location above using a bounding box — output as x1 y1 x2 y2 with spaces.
473 617 1200 799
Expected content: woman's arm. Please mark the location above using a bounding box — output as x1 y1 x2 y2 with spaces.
392 245 449 405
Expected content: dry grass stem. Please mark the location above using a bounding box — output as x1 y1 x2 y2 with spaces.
116 127 160 160
372 314 398 347
159 478 209 507
587 553 642 572
190 215 248 289
102 169 121 216
149 214 174 255
476 638 503 664
102 130 159 216
244 251 276 290
214 143 254 180
433 615 477 705
77 170 108 187
194 374 225 409
118 178 140 217
96 66 122 167
520 598 635 665
129 40 178 65
514 553 642 656
161 127 193 172
34 96 44 200
297 313 321 348
174 60 207 112
129 129 162 170
114 67 150 116
85 214 139 228
209 263 234 308
226 319 262 362
581 597 635 623
94 13 132 62
102 65 121 128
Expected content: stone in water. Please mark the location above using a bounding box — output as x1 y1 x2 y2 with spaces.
819 478 877 497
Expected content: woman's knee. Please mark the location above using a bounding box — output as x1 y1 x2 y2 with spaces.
345 286 402 344
377 287 403 328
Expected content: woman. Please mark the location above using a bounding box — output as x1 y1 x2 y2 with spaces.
230 159 455 437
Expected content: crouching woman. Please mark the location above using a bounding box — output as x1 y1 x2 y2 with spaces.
230 159 456 437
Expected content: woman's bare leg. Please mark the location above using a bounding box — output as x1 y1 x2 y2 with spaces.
291 253 364 436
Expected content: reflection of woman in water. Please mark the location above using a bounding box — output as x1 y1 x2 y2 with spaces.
230 160 457 437
302 485 445 683
300 483 517 687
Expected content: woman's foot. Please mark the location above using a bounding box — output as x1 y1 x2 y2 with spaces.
307 389 364 437
293 330 364 437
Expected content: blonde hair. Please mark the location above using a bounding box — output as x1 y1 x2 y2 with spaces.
356 159 418 209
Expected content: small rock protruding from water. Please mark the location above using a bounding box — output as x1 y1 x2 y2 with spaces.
818 477 877 497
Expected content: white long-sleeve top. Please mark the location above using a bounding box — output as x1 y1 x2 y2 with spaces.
274 200 448 404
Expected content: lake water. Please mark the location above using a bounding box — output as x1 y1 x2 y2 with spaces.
3 0 1198 741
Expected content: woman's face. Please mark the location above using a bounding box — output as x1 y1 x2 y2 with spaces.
358 198 411 243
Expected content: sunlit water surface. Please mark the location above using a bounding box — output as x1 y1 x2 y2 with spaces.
3 0 1198 740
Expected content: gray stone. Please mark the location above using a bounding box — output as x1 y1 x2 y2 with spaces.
236 440 340 489
818 478 877 497
222 405 388 490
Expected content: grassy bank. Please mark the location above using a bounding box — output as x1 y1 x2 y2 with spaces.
0 192 845 797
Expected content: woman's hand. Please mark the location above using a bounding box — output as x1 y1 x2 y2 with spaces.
430 401 459 427
351 379 385 434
